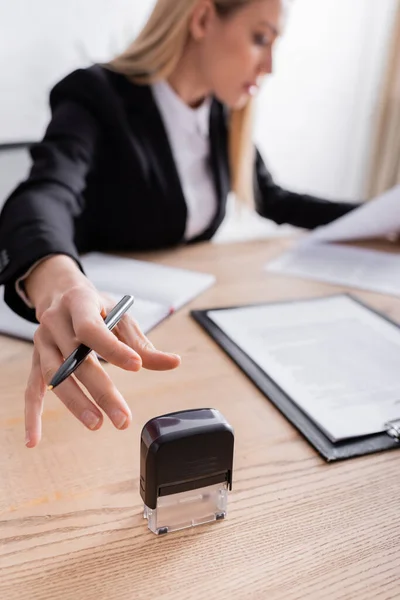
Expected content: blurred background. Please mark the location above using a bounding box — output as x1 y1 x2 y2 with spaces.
0 0 399 235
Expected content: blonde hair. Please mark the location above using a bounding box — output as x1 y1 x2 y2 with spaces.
108 0 260 205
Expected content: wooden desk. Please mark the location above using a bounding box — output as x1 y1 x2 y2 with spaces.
1 239 400 600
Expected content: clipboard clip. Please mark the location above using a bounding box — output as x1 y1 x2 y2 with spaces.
384 419 400 442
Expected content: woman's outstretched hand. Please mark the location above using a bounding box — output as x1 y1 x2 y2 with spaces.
23 255 181 448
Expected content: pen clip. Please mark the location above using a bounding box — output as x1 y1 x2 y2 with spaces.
104 295 134 330
384 419 400 442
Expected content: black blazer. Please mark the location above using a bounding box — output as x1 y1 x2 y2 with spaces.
0 65 356 322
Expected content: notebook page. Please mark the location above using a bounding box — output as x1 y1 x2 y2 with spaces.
0 294 169 342
207 295 400 442
82 253 215 310
266 243 400 297
0 297 38 341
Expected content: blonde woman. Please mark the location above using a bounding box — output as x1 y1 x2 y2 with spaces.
0 0 356 447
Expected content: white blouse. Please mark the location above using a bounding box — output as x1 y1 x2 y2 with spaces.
151 80 217 241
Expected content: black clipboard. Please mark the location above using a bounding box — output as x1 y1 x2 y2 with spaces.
191 294 400 462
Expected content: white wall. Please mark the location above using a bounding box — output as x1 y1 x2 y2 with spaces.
255 0 397 201
0 149 31 206
0 0 152 143
0 0 397 203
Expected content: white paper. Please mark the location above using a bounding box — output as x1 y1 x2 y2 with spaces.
264 185 400 295
0 299 38 342
303 185 400 245
0 253 215 342
208 295 400 441
0 293 170 343
81 253 215 310
267 243 400 297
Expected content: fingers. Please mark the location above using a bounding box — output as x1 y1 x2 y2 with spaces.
25 348 46 448
44 314 132 432
25 282 181 448
34 330 104 432
31 289 137 437
66 292 142 371
74 354 132 430
115 315 181 371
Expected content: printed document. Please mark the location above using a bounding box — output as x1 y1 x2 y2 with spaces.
266 185 400 295
267 244 400 297
208 295 400 441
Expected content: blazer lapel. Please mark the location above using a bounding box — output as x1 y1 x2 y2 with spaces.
121 79 188 242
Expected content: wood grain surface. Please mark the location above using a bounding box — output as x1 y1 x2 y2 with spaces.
1 238 399 600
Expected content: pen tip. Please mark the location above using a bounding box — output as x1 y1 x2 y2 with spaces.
47 385 54 391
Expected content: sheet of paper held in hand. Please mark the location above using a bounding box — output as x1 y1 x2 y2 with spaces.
266 185 400 296
207 295 400 442
303 184 400 245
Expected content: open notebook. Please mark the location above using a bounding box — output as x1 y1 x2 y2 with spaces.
0 252 215 342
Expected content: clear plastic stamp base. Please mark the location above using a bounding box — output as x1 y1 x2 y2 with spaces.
144 482 228 535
